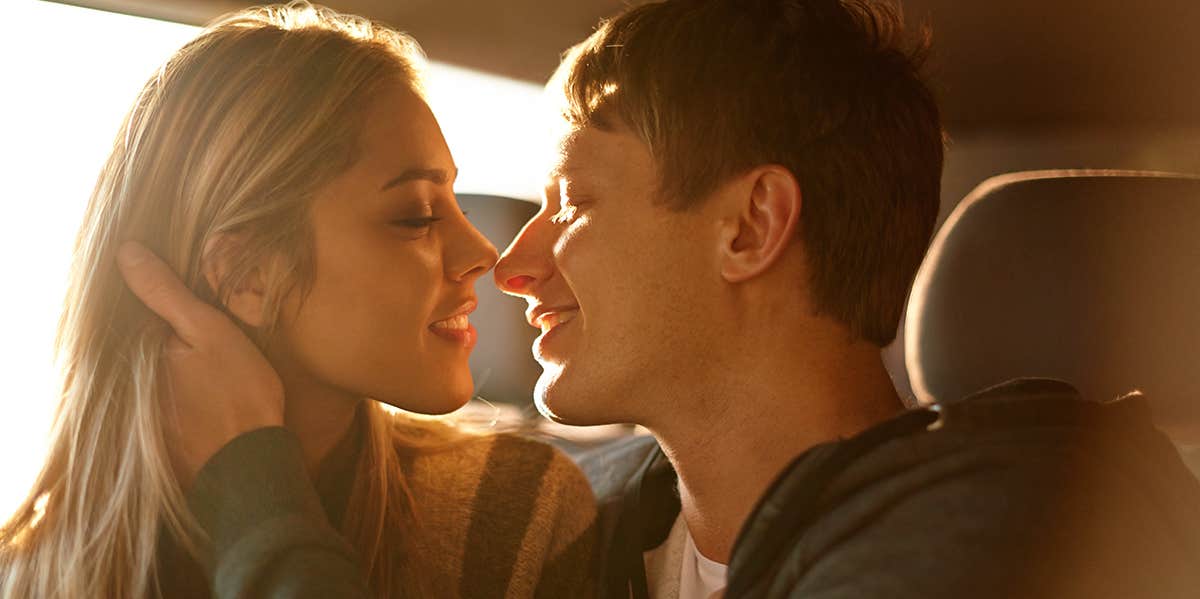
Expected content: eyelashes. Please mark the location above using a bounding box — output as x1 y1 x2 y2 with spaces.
550 203 582 225
390 208 470 231
391 216 443 229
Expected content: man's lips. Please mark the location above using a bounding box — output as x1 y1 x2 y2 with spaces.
535 310 579 334
530 306 579 360
526 305 580 333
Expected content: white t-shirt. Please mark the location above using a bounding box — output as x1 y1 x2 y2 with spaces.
644 514 729 599
680 526 728 599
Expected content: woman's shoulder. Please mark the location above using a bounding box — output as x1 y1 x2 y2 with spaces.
390 425 598 597
394 424 593 507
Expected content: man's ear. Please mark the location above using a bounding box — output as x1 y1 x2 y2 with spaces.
717 166 802 283
201 233 269 328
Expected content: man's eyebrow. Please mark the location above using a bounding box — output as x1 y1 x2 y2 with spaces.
548 133 586 180
379 167 458 191
548 159 585 181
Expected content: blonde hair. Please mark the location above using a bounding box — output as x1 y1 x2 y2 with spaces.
0 3 442 596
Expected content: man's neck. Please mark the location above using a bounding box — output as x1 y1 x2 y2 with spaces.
648 333 905 564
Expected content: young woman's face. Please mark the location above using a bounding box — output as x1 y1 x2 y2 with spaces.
272 84 498 414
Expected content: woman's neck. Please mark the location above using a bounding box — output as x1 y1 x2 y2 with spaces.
276 372 363 480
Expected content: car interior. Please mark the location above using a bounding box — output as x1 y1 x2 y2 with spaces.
906 171 1200 476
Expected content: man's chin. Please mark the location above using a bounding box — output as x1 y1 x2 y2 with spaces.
533 374 627 427
532 374 570 422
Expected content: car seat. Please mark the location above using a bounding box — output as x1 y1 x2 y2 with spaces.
904 170 1200 455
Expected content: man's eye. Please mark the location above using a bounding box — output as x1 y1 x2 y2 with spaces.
550 204 580 225
391 217 442 229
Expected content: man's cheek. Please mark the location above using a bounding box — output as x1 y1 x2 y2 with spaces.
553 225 595 282
551 219 588 259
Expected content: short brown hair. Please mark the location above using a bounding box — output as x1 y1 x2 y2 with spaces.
553 0 943 345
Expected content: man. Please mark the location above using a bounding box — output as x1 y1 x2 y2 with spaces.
490 2 1200 598
489 0 942 596
121 0 1200 597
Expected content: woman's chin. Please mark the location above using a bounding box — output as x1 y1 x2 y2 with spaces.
419 394 472 416
373 386 473 416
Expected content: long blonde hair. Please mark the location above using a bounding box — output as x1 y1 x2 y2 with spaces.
0 3 438 596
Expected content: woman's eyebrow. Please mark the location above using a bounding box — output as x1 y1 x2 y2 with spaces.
379 166 458 191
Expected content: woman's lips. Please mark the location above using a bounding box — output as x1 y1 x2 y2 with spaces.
428 299 478 348
429 316 477 349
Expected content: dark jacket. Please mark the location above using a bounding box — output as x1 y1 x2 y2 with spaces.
578 379 1200 599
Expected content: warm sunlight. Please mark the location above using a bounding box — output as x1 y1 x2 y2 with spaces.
0 0 547 522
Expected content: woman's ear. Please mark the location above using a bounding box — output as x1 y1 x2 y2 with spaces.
717 166 802 283
201 233 269 328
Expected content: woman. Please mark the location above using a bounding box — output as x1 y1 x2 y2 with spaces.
0 3 595 598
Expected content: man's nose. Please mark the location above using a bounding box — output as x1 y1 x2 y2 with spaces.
494 217 555 297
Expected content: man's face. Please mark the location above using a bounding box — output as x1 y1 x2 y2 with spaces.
494 125 715 425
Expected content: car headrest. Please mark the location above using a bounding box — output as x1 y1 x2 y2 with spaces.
905 170 1200 443
457 194 541 407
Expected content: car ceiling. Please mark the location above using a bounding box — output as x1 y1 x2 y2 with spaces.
55 0 1200 136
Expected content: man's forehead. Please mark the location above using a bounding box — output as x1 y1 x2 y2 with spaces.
547 124 626 180
547 127 590 178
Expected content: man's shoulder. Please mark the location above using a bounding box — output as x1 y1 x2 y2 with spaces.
727 379 1200 598
838 378 1184 485
934 377 1161 437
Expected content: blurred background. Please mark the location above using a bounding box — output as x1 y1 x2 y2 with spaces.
2 0 1198 519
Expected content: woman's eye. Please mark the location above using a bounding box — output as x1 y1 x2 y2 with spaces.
391 216 442 229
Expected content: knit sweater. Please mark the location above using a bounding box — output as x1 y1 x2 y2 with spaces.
157 416 597 598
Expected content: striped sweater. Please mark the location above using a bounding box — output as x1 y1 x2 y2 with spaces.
158 420 597 598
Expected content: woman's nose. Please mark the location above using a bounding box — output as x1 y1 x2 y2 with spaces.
448 216 499 283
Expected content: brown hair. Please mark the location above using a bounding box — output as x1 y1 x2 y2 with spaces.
553 0 943 345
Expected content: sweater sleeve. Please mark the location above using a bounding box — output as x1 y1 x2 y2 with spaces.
533 447 599 599
446 434 599 599
186 427 371 598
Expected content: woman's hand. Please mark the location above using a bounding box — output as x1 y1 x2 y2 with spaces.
117 241 285 489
